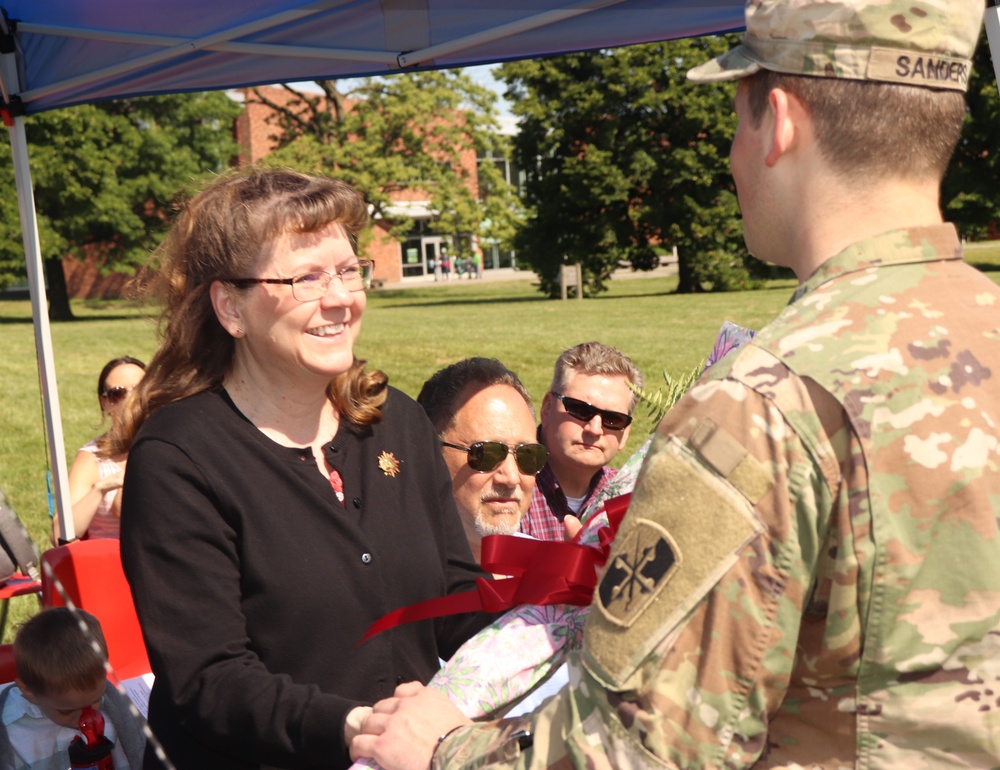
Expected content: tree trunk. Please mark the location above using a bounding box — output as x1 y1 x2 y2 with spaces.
675 253 697 294
44 256 75 321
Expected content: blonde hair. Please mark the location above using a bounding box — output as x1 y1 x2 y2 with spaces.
551 341 644 412
105 166 387 455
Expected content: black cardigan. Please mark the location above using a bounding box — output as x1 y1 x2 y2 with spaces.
120 387 490 770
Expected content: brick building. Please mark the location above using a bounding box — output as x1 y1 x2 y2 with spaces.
61 85 516 297
234 86 499 285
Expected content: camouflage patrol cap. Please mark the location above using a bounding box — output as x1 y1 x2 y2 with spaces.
687 0 984 92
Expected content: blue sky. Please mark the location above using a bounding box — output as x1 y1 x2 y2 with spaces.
463 64 513 118
288 64 514 119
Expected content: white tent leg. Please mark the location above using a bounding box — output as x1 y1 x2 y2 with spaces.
6 117 75 541
986 2 1000 97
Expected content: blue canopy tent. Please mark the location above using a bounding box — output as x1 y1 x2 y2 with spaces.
0 0 997 538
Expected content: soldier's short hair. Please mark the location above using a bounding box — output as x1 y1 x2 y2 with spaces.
745 71 966 182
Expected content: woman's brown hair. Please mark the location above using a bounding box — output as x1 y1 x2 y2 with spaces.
104 166 387 455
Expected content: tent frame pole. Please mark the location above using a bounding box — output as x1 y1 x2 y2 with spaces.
6 119 74 541
1 25 75 541
986 2 1000 97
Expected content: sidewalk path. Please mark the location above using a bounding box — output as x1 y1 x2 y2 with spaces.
379 260 678 291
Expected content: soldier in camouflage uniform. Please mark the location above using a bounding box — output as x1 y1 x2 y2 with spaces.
352 0 1000 767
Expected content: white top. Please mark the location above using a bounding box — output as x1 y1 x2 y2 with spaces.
0 683 130 770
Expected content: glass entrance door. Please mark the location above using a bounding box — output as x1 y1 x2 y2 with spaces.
401 235 445 279
423 236 445 280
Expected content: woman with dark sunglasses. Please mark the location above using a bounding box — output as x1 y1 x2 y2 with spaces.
107 167 492 770
51 356 146 544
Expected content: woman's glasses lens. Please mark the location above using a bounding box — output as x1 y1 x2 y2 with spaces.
444 441 548 474
101 386 130 405
291 263 373 300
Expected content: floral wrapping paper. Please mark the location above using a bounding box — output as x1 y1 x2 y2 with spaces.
350 322 756 768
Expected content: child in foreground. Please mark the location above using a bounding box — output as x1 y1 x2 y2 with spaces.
0 607 145 770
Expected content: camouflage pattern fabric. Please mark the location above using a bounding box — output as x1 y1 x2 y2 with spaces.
687 0 984 92
431 224 1000 769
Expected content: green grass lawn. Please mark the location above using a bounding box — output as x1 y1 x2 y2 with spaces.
0 272 792 561
0 247 996 640
961 240 1000 271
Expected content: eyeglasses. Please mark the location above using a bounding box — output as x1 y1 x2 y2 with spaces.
223 260 375 300
441 441 549 475
551 392 632 430
100 386 133 405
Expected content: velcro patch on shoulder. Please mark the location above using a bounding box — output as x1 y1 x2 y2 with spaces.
584 435 764 688
689 418 773 505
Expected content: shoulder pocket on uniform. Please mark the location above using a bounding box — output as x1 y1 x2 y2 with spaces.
583 428 767 689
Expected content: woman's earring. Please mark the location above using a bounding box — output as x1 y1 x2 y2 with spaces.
235 327 244 337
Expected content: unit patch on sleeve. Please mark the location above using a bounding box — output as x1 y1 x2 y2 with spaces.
597 519 679 628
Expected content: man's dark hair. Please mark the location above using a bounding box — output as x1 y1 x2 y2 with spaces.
418 357 533 434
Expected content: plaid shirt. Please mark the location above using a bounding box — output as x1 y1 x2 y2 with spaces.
519 462 617 542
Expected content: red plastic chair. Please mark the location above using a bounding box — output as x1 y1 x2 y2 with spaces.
0 643 16 684
40 539 151 681
0 572 43 640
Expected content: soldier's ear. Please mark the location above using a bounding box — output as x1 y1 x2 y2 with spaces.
765 86 803 168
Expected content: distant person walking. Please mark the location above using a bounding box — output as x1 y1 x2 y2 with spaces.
473 247 483 279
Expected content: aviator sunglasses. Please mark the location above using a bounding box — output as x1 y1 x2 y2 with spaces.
551 391 632 430
441 441 549 475
100 386 133 405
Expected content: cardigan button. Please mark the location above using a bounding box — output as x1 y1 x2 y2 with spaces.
353 497 362 509
361 552 372 564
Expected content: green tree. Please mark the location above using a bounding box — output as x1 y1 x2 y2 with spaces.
0 92 241 320
250 71 521 251
500 36 751 297
943 31 1000 240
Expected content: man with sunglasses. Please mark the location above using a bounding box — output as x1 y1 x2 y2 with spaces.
520 341 643 542
418 358 545 565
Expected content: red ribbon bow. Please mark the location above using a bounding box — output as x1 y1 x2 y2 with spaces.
358 493 631 645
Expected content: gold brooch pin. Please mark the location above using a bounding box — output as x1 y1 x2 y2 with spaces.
378 451 401 478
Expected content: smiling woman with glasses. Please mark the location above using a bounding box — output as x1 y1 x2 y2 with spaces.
105 166 493 770
52 355 146 545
